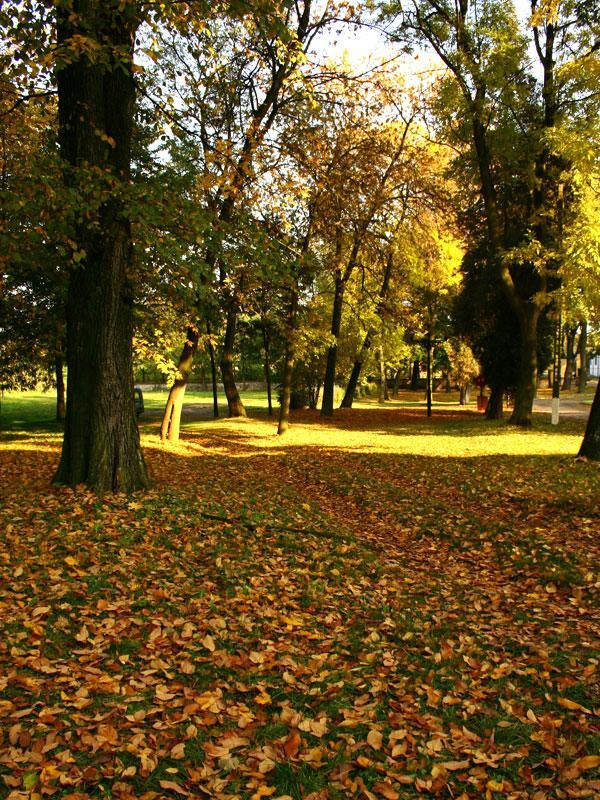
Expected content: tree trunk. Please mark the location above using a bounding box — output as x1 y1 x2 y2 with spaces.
459 384 471 405
53 3 149 492
340 329 373 408
262 324 272 416
562 325 577 390
578 320 588 393
321 271 345 417
578 379 600 460
378 347 386 404
161 328 198 441
485 384 504 420
55 356 66 422
206 321 219 418
509 306 540 427
410 359 420 390
277 287 298 435
220 300 246 417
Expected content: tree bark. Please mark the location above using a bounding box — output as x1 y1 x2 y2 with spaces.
340 241 395 409
206 322 219 418
262 324 273 415
277 287 298 435
161 328 198 441
485 384 504 419
509 306 540 427
459 384 471 405
220 300 246 417
562 325 577 390
340 329 372 408
578 378 600 460
578 320 588 393
53 2 149 492
55 356 66 422
321 269 345 417
410 359 420 390
378 347 386 404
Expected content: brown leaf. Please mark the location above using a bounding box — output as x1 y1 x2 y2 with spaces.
283 729 301 758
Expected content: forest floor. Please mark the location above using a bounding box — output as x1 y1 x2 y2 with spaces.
0 399 599 800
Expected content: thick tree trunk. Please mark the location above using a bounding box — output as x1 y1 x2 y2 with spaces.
578 320 588 393
161 328 198 441
459 384 471 405
277 288 298 435
262 324 273 416
578 379 600 460
509 307 540 427
53 3 148 492
485 384 504 419
220 300 246 417
55 356 66 422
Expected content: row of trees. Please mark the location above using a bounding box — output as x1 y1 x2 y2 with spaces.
1 0 599 491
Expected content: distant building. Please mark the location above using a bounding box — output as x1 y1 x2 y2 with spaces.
590 355 600 378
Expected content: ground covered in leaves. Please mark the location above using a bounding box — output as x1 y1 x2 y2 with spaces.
1 405 599 800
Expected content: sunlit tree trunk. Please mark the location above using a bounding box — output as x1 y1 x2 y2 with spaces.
161 329 198 441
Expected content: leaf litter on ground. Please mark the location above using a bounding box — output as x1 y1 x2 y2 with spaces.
0 407 599 800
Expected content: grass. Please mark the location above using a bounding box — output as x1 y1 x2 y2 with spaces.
0 390 599 799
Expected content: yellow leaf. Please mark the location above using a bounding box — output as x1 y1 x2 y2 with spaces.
558 697 591 713
202 634 216 652
573 755 600 771
170 742 186 759
367 729 383 750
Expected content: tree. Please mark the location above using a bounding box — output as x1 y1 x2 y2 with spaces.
49 1 150 491
382 0 599 426
154 0 334 436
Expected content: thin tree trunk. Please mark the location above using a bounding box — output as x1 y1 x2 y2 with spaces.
321 272 345 417
509 306 540 427
485 384 504 419
562 325 577 390
578 320 588 393
340 329 372 408
378 347 386 404
220 300 246 417
161 329 198 441
206 322 219 418
55 356 65 422
578 378 600 460
277 287 298 435
53 3 148 492
262 324 272 416
341 251 394 408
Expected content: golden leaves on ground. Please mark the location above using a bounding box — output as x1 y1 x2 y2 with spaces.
0 409 598 798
